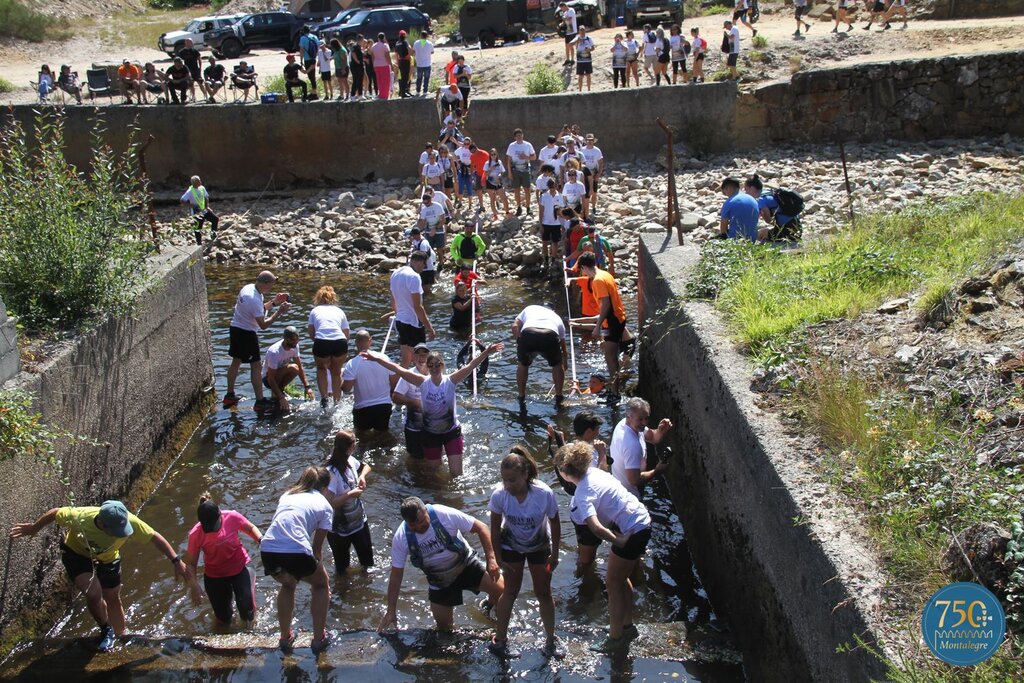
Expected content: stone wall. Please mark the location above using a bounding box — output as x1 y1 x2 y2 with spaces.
637 231 894 682
0 246 213 649
736 50 1024 145
928 0 1024 19
0 297 17 385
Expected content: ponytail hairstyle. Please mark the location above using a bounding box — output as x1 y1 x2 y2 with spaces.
286 466 332 495
326 430 357 470
501 445 538 483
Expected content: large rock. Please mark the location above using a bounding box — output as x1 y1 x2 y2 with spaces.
941 523 1012 594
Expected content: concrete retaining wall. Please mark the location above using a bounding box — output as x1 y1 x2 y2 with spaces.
0 246 213 648
929 0 1024 19
0 297 17 385
637 231 894 681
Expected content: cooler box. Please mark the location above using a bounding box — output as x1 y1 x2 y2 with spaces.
261 93 283 104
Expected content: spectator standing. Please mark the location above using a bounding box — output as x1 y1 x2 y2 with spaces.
624 30 641 86
203 56 227 103
330 39 349 101
717 176 760 241
317 41 334 100
283 54 309 103
299 26 320 97
341 329 396 432
118 59 143 104
165 57 190 105
506 128 537 217
362 35 378 96
690 27 706 83
395 30 412 98
413 31 434 96
610 34 628 88
669 24 690 84
641 25 658 80
349 39 365 98
724 20 741 80
57 65 83 104
453 55 473 112
609 398 673 497
559 2 578 65
571 27 595 92
178 39 207 103
370 33 393 100
180 174 219 245
654 27 670 86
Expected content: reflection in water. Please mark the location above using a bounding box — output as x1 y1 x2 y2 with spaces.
1 266 743 682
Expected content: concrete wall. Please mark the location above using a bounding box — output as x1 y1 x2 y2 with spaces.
0 297 17 384
8 84 737 190
928 0 1024 19
0 246 213 648
637 231 894 682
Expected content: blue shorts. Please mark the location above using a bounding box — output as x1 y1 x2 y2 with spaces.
457 172 475 195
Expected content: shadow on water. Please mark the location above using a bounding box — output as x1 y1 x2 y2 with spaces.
1 266 744 681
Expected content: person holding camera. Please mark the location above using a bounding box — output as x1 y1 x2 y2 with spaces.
570 26 596 92
558 2 578 66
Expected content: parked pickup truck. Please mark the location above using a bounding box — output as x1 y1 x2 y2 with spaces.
206 11 308 59
157 14 246 56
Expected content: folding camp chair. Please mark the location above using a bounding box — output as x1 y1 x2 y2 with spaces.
86 69 115 103
29 72 61 105
230 74 258 103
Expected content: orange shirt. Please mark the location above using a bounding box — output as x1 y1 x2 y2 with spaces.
118 64 140 80
590 269 625 323
470 149 489 180
574 276 600 317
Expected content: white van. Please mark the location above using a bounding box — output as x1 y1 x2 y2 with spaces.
158 14 247 56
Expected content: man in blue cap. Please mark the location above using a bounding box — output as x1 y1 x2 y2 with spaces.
10 500 187 652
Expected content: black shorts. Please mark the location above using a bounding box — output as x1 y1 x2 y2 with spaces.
733 9 748 22
873 1 886 11
695 53 706 62
353 403 393 431
502 546 550 565
187 65 201 81
61 546 122 589
517 329 563 367
405 427 424 459
336 66 349 78
564 34 575 44
396 320 426 347
420 269 437 286
727 53 738 67
611 526 652 560
312 338 348 358
229 326 260 363
795 6 809 18
583 174 599 195
574 522 601 547
603 314 627 344
672 60 687 74
576 62 593 76
427 556 486 607
261 551 318 579
486 179 502 190
542 224 563 243
145 82 164 93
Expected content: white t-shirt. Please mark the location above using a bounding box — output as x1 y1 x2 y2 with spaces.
488 480 558 553
580 145 603 172
261 339 300 379
454 145 472 168
484 160 505 183
413 38 434 66
390 503 476 588
538 144 560 166
539 190 566 225
610 418 647 496
730 27 741 54
394 373 425 430
625 38 640 59
563 180 587 207
317 47 332 72
342 352 395 409
691 35 706 57
420 376 459 435
569 467 650 535
506 140 536 171
423 162 443 183
453 63 472 86
419 201 446 229
516 305 566 337
575 36 595 63
410 237 436 272
390 265 424 326
230 283 264 332
670 35 686 62
535 174 558 194
643 31 658 57
563 7 577 35
327 458 366 536
308 305 349 341
611 42 628 68
260 490 333 556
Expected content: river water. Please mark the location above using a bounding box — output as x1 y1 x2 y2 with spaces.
2 266 743 682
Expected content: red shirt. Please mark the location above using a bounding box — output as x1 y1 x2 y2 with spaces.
186 510 254 578
445 60 457 84
470 149 489 180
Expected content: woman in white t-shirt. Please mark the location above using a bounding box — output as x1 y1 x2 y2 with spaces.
307 285 351 409
259 466 334 654
483 148 510 220
554 441 652 654
624 30 641 87
488 446 562 659
361 344 503 477
322 430 373 573
421 150 445 194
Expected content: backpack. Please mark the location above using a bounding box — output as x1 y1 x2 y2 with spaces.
720 33 730 54
405 505 469 571
771 188 805 216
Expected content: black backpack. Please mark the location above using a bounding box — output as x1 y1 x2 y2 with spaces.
720 33 730 54
772 188 805 216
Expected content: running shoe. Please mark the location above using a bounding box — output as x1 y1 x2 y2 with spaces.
222 392 240 408
541 635 566 659
311 632 333 655
589 635 626 654
97 625 116 652
516 206 523 217
320 398 328 410
488 636 521 659
623 624 640 640
831 27 838 33
279 630 296 653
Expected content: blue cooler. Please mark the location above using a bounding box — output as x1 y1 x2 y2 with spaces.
261 93 282 104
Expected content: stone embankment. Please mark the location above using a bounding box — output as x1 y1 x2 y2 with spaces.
162 137 1024 287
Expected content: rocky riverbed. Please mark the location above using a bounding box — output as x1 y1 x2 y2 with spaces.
160 136 1024 294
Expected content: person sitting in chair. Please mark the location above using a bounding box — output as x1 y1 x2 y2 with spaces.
231 61 258 102
203 56 227 103
141 63 166 104
57 65 83 104
283 54 309 103
117 59 143 104
165 57 191 105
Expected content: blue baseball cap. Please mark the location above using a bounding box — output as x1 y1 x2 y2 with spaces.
97 500 133 538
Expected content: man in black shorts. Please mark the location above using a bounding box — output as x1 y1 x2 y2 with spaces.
10 501 187 652
378 497 503 634
225 271 291 410
512 304 568 410
342 329 396 431
390 253 436 368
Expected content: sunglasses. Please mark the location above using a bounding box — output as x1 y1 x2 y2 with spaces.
426 362 443 368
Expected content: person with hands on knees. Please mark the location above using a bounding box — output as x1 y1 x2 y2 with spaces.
322 430 374 574
378 496 503 635
262 326 314 413
9 500 188 652
610 397 674 497
488 446 564 660
259 466 334 655
554 442 653 654
183 494 262 627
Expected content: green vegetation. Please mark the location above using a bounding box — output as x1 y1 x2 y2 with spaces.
0 113 150 332
751 34 768 49
101 8 194 51
0 389 60 467
525 63 566 95
262 73 286 94
0 0 72 42
685 1 731 17
0 78 15 94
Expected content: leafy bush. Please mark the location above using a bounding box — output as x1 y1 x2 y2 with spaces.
0 0 71 42
0 78 14 94
0 389 61 468
525 63 565 96
262 74 287 94
751 34 768 49
0 113 150 331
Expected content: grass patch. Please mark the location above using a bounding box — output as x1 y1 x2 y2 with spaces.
698 194 1024 354
0 0 72 42
685 1 731 17
751 34 768 49
525 62 566 95
262 73 286 94
100 8 194 51
0 78 15 94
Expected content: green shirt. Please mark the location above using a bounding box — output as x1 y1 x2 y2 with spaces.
56 506 155 563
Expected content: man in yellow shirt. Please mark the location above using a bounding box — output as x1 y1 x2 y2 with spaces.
10 500 187 652
576 252 628 404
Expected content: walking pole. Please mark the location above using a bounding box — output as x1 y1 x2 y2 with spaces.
470 257 479 397
561 257 580 395
381 315 396 354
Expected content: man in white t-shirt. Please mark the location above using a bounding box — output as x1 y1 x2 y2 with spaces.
580 134 604 214
506 128 537 217
609 397 674 497
558 2 578 65
341 329 396 432
537 135 561 182
262 326 314 413
642 24 658 79
724 20 741 80
417 192 448 271
379 496 502 634
412 30 434 96
537 180 566 266
512 305 568 410
390 253 436 368
225 270 291 410
408 228 437 294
